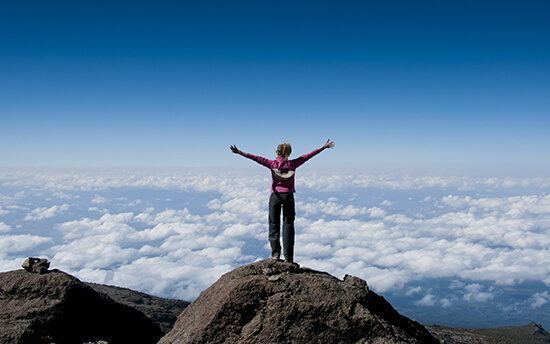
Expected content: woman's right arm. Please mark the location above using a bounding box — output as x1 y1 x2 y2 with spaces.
230 145 273 168
230 145 248 157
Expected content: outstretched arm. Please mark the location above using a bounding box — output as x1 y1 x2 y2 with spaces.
230 145 273 168
230 144 248 158
291 139 335 168
318 139 335 152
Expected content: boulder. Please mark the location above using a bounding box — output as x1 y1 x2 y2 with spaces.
0 269 164 344
159 259 439 344
86 282 190 334
21 257 50 274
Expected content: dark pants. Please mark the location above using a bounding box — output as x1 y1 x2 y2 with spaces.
268 192 295 262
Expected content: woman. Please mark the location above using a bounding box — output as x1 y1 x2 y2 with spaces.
230 139 335 263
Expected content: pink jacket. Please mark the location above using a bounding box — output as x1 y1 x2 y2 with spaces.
245 149 322 193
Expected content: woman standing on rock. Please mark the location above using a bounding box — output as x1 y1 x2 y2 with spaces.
230 140 335 264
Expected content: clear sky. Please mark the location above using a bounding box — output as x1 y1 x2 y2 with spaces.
1 0 549 168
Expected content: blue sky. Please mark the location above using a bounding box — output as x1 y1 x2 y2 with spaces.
1 0 549 168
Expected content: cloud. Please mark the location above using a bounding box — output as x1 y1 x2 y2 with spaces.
463 284 494 303
107 256 236 301
367 207 387 218
24 204 70 221
498 290 550 314
439 298 453 308
55 212 135 241
0 234 53 256
88 206 109 213
91 196 109 204
415 294 437 307
1 168 550 304
298 200 371 218
529 291 550 309
2 168 547 193
53 191 80 200
300 172 550 191
406 286 423 296
134 208 201 227
48 198 263 299
0 222 10 233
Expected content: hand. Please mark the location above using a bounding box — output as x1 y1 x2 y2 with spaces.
322 139 335 150
230 145 240 154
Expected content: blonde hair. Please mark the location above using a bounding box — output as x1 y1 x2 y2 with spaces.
277 142 292 160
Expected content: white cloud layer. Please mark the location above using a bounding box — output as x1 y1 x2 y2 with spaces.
1 168 549 310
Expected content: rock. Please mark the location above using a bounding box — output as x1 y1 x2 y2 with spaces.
426 322 550 344
86 282 190 334
21 257 50 274
159 259 439 344
0 269 164 344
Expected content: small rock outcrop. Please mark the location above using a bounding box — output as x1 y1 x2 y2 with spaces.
86 282 190 334
427 322 550 344
0 269 164 344
159 259 439 344
21 257 50 274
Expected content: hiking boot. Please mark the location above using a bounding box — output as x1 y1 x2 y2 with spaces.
285 259 300 267
269 254 281 260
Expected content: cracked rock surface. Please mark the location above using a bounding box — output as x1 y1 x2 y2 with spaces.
0 269 164 344
159 260 438 344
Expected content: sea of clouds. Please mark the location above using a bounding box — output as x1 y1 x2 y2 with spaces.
1 167 549 328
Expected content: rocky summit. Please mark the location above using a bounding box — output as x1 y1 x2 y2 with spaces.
159 259 439 344
0 269 164 344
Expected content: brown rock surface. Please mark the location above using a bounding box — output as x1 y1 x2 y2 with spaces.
426 322 550 344
159 259 439 344
0 269 164 344
87 282 190 334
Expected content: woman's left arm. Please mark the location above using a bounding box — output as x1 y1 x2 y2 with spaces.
293 139 335 167
319 139 335 152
